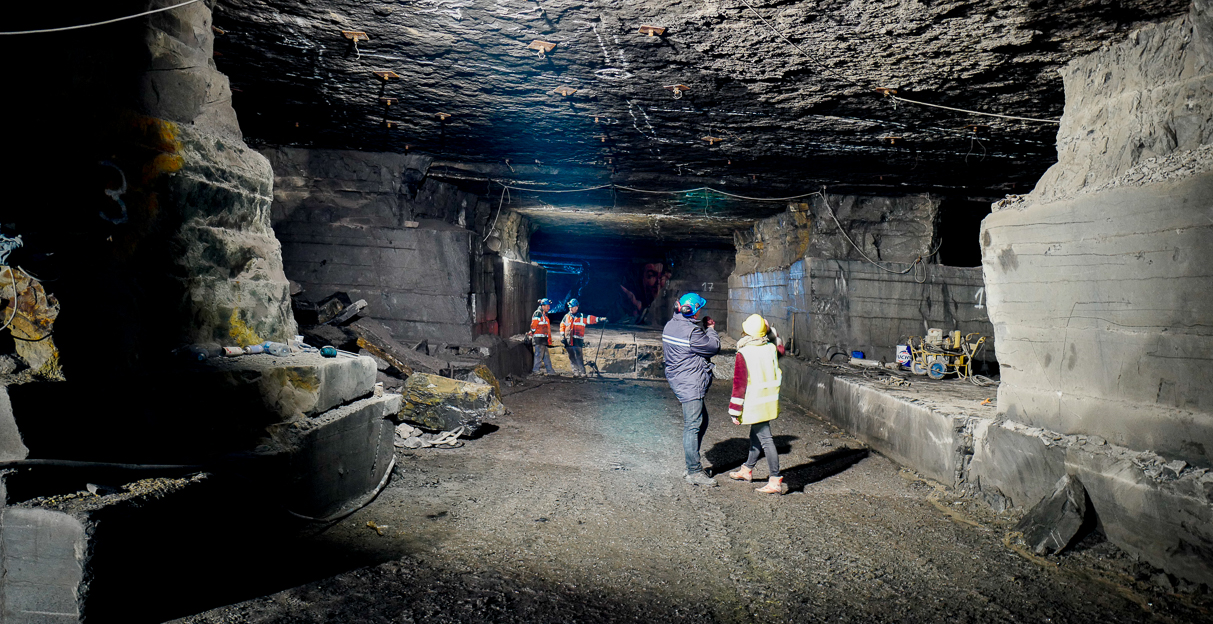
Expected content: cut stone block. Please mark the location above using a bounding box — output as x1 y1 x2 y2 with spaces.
399 373 504 433
268 393 402 519
200 352 377 422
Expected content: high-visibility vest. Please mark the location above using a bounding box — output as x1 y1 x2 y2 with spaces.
531 310 552 345
560 314 602 342
736 342 781 424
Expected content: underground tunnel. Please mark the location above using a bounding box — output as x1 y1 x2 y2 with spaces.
0 0 1211 621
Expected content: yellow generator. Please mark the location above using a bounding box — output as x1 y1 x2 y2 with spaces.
907 329 987 380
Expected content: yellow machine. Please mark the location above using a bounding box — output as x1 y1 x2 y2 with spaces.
906 329 987 380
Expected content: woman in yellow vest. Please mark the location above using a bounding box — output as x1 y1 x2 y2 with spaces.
727 314 786 494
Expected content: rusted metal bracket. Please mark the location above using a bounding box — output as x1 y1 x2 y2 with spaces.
875 87 898 96
528 40 557 58
436 112 451 121
380 97 398 106
702 135 723 145
373 70 401 81
665 84 690 99
638 25 666 37
343 30 370 42
553 86 577 97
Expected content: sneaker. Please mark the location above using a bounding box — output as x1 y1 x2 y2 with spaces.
684 471 718 487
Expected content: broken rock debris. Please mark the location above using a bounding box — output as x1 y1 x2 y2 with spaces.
1013 475 1091 556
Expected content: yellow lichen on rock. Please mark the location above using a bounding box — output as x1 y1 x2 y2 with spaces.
228 308 262 347
399 372 504 433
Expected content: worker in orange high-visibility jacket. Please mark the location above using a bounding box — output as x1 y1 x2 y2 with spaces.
727 314 788 495
559 298 607 377
529 298 556 375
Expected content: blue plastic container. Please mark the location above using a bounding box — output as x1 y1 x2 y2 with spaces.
851 350 865 358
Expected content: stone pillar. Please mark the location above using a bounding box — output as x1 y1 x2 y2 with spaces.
980 0 1213 585
0 1 294 456
136 0 296 346
982 1 1213 467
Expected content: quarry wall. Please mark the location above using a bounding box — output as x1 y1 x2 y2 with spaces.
727 193 991 362
730 259 994 365
263 148 545 345
778 1 1213 587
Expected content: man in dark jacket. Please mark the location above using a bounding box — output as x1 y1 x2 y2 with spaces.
662 293 721 486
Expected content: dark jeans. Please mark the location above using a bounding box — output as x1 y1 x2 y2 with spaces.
681 399 709 473
532 342 554 373
567 345 585 374
745 421 780 477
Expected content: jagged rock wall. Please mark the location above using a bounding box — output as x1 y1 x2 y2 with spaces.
1026 0 1213 203
734 194 939 274
983 1 1213 468
146 0 297 347
0 0 295 459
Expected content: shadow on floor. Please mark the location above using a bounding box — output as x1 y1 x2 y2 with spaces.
705 435 798 475
781 447 870 493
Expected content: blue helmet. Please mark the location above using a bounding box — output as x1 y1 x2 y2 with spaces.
567 298 580 308
538 298 553 306
678 293 707 316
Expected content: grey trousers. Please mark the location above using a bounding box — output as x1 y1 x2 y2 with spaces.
531 342 554 373
681 399 709 473
744 421 780 477
567 345 585 374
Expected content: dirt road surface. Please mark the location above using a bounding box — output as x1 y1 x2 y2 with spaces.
175 378 1210 623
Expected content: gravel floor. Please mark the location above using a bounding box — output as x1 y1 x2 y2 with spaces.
174 377 1211 623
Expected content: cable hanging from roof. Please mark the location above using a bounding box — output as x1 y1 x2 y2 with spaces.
0 0 201 36
488 180 941 280
490 181 817 202
734 0 1061 125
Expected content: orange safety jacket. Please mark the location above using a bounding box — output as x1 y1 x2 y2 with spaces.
559 313 602 345
530 309 553 346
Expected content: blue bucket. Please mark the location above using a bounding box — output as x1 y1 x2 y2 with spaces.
851 351 865 359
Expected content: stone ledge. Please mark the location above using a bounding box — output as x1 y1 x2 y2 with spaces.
198 352 377 422
780 358 1213 586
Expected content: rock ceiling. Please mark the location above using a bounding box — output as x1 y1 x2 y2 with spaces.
213 0 1189 241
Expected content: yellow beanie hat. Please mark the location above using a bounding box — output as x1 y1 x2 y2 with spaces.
742 314 768 338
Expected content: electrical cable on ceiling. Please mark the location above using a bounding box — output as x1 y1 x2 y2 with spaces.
813 191 939 283
0 0 202 35
887 95 1060 124
734 0 865 89
482 183 511 243
491 180 816 202
734 0 1061 125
